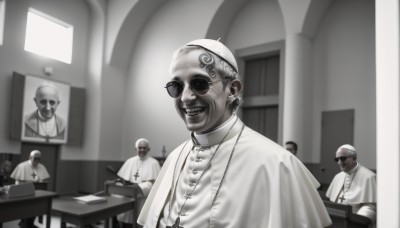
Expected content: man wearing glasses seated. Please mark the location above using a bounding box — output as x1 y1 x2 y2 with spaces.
326 144 377 224
11 150 50 228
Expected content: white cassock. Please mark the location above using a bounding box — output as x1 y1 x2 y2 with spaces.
326 163 377 223
117 155 161 224
10 160 50 184
138 115 332 228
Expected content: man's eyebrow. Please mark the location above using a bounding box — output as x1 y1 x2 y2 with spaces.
171 73 210 81
170 76 181 81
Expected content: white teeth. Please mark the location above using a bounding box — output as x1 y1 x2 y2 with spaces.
184 107 204 116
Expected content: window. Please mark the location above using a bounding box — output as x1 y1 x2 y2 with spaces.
24 8 73 64
0 0 5 46
242 55 280 142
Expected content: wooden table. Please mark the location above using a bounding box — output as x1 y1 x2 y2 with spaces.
52 195 135 228
0 190 57 228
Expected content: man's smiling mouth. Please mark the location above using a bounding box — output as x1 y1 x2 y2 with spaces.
184 107 205 116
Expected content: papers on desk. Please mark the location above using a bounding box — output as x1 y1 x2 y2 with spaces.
74 194 107 204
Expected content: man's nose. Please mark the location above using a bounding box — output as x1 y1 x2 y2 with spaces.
180 84 196 102
45 102 52 109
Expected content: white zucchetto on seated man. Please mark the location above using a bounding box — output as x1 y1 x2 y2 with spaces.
326 144 377 225
137 38 332 228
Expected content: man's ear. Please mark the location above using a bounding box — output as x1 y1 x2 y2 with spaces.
229 79 243 97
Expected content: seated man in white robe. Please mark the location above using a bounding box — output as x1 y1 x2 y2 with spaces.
138 39 332 228
11 150 50 184
116 138 161 228
326 144 377 224
11 150 50 228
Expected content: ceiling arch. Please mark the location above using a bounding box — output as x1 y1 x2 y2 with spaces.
108 0 165 69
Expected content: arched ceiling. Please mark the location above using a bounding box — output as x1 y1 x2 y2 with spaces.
108 0 165 69
108 0 333 70
206 0 249 43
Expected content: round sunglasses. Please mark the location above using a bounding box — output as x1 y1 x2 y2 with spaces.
334 156 353 162
165 78 224 98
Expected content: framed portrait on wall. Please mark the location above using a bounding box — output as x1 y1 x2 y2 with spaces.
20 75 70 144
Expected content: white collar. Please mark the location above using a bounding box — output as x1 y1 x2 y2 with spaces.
192 115 243 147
346 163 359 175
37 110 55 122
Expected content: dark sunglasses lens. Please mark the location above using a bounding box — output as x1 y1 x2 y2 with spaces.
190 79 210 94
165 82 183 98
334 156 348 162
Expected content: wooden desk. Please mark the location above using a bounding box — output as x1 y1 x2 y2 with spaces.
324 200 372 228
52 195 135 228
105 181 143 198
0 190 57 228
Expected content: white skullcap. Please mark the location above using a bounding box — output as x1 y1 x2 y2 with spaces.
186 39 238 73
135 138 150 148
338 144 357 155
37 81 58 91
30 150 41 157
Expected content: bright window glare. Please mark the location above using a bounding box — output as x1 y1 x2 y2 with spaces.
0 0 5 45
24 9 73 64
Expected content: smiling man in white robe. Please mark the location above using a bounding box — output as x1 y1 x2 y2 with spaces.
117 138 161 228
326 144 377 224
137 39 332 228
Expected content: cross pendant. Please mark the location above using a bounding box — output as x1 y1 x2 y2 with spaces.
166 217 183 228
134 170 140 180
339 195 346 203
31 172 37 179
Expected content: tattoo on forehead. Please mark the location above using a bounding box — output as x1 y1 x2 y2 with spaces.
198 52 216 78
198 51 237 79
218 59 237 78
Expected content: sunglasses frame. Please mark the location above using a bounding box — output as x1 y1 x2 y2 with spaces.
165 77 229 98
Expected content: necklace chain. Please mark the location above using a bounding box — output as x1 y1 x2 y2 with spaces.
337 164 359 203
167 118 244 226
342 164 359 201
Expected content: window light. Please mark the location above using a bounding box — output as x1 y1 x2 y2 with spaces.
24 8 73 64
0 0 5 46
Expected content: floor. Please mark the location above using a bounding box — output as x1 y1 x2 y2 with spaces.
2 216 105 228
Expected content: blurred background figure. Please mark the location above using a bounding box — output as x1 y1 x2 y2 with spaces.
10 150 50 228
0 160 14 186
285 141 298 156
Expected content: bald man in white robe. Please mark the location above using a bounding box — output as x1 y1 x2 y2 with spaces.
138 39 332 228
326 144 377 225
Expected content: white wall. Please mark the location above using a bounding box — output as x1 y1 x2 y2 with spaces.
312 0 376 167
226 0 285 49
